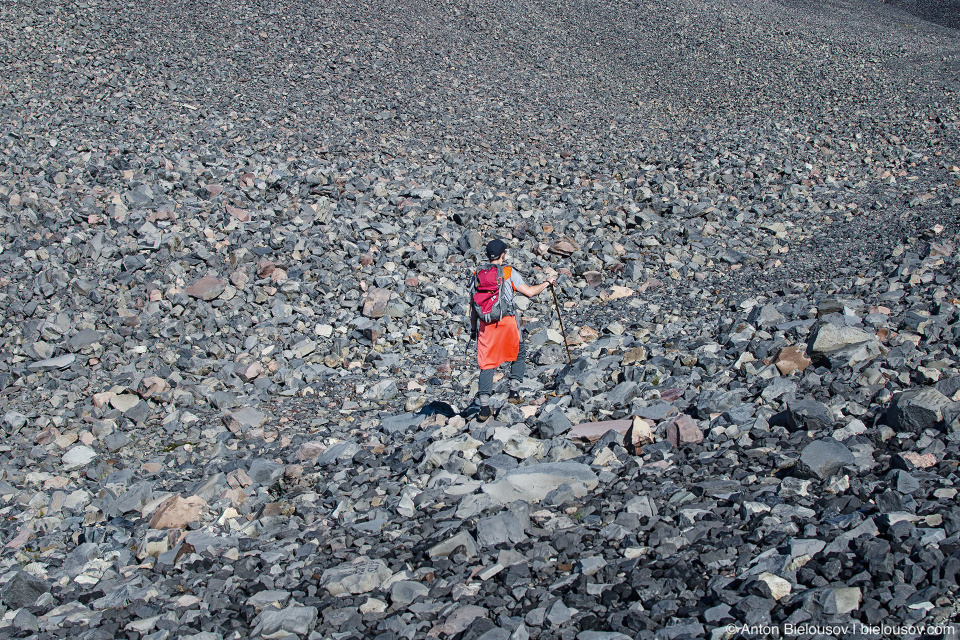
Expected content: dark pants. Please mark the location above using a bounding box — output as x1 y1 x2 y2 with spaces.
478 329 526 404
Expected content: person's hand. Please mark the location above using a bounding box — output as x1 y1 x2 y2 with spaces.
470 329 478 341
547 277 557 287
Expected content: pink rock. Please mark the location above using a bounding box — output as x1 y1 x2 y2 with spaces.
185 277 226 301
238 362 264 382
663 415 703 447
569 418 653 445
226 205 251 222
92 391 115 409
362 288 392 318
230 269 249 289
900 451 937 469
774 346 812 375
583 271 603 287
139 376 170 398
149 495 207 529
227 468 252 488
257 260 276 278
548 240 578 257
5 523 33 549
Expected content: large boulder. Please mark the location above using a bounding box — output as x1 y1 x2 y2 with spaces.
886 387 951 433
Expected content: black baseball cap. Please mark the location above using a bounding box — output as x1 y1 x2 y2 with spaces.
485 239 508 259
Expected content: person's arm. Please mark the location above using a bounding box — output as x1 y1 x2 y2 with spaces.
514 276 557 298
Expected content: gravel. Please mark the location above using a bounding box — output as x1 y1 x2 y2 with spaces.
0 0 959 638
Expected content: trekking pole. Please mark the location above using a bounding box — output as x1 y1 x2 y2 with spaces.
549 283 573 366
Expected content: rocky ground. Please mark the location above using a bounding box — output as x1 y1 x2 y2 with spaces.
0 0 959 638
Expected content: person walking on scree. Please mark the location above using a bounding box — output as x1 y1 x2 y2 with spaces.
469 239 556 422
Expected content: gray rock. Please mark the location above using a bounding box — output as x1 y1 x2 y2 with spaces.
535 408 573 439
381 412 425 434
0 571 50 608
429 531 479 559
887 387 951 432
798 438 856 479
483 462 599 504
321 559 393 595
62 445 97 470
786 398 837 431
390 580 429 606
27 354 76 370
250 604 318 637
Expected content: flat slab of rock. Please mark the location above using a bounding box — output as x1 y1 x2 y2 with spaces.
185 277 226 301
798 439 856 479
321 559 393 595
62 445 97 470
482 462 598 504
27 354 76 370
148 495 207 529
223 407 268 433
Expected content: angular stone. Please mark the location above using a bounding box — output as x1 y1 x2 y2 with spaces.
786 398 837 431
148 495 207 529
250 605 318 638
482 462 598 504
381 413 425 434
774 346 812 375
798 439 856 480
364 378 397 400
222 407 267 433
237 362 264 382
62 445 97 470
476 510 527 547
431 605 489 637
362 288 392 318
185 277 226 301
756 572 792 600
428 532 479 559
322 559 393 595
808 323 878 354
0 571 50 608
662 415 702 446
110 394 140 412
69 329 102 351
887 387 951 433
391 580 429 606
27 354 76 370
568 418 651 445
548 240 577 256
535 408 573 439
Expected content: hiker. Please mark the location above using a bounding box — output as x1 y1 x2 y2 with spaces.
469 239 556 421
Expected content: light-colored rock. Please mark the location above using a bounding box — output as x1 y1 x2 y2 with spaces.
482 462 598 504
148 495 207 529
757 572 792 600
62 446 97 470
185 277 226 301
774 346 812 375
321 559 393 596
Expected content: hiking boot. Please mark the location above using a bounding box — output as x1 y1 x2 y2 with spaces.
477 406 492 422
508 390 523 405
